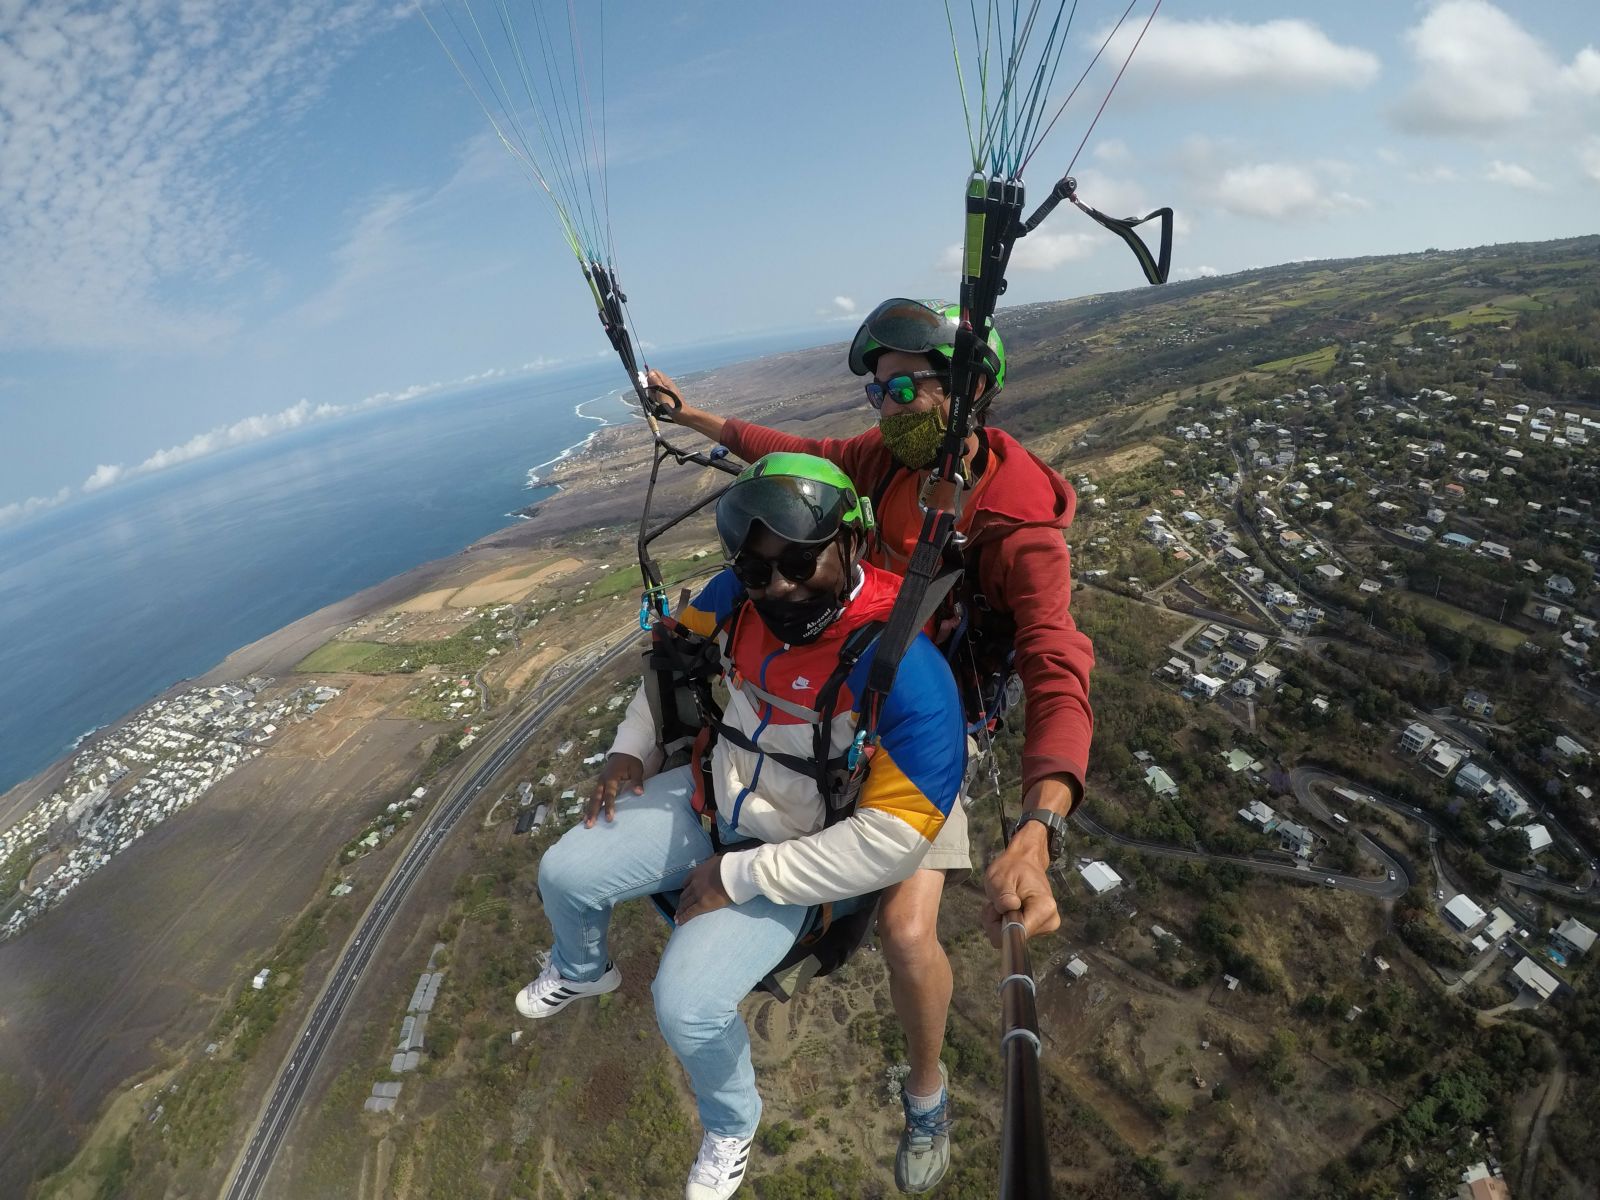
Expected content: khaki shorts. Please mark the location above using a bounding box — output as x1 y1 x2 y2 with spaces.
920 794 973 878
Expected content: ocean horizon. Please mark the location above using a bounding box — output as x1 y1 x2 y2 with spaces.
0 327 838 797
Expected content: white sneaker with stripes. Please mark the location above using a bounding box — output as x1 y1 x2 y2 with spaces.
684 1129 755 1199
514 958 620 1019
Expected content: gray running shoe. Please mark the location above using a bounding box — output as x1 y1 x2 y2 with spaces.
895 1062 951 1194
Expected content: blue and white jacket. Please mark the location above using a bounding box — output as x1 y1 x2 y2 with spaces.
610 564 966 907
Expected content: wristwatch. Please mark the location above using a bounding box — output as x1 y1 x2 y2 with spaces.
1014 808 1070 863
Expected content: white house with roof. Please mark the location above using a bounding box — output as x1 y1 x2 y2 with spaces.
1553 918 1596 959
1277 820 1315 858
1423 742 1464 778
1492 782 1531 823
1451 763 1490 799
1214 651 1248 677
1511 956 1560 1004
1079 861 1124 895
1230 630 1269 656
1190 674 1223 699
1524 824 1553 855
1553 734 1590 762
1399 722 1436 755
1444 894 1488 932
1546 574 1576 598
1238 799 1279 832
1144 765 1178 798
1483 909 1516 941
1250 662 1282 690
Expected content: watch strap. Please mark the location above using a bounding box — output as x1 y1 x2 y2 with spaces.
1015 808 1069 862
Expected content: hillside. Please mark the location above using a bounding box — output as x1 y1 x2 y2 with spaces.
22 234 1600 1200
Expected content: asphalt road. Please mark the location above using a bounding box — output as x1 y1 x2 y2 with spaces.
1072 806 1406 900
1290 766 1596 899
220 629 640 1200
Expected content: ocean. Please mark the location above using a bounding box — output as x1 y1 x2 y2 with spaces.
0 329 833 796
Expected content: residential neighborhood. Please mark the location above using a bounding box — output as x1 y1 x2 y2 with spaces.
1 679 341 939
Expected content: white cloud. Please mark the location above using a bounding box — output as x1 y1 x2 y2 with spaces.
0 2 398 353
1561 46 1600 96
81 463 125 493
1393 1 1600 136
1581 140 1600 185
1485 161 1547 191
1214 163 1368 222
1172 265 1220 280
832 296 857 315
0 488 71 528
1 358 567 524
1010 231 1101 271
939 230 1099 274
1108 18 1379 93
1092 139 1131 164
292 191 424 328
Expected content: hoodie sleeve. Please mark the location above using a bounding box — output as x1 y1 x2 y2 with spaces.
720 419 887 493
719 634 966 907
608 568 745 774
986 526 1095 799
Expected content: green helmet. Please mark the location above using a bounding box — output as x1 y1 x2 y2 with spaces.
847 297 1006 395
716 452 873 559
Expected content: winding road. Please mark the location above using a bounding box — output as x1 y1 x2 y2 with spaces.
220 627 641 1200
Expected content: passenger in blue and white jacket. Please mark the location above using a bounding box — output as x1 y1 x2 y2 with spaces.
516 452 966 1200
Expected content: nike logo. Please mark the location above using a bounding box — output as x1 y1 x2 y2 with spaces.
792 676 810 690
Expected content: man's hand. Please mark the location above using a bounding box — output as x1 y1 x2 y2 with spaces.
645 368 726 443
981 822 1061 948
644 368 684 418
676 856 731 924
585 753 644 827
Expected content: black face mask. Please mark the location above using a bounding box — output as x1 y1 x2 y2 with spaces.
751 593 841 646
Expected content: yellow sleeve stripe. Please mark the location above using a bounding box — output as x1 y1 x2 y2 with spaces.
677 606 718 638
858 747 947 842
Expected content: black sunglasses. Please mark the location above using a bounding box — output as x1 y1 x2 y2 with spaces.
729 543 826 589
864 370 948 410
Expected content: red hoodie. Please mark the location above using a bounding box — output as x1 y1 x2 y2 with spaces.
720 418 1094 801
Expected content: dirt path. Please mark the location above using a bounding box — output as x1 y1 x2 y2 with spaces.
1519 1051 1567 1199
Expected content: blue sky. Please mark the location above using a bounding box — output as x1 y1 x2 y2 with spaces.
2 0 1598 525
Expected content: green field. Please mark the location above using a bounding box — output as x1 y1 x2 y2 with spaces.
294 641 384 673
296 615 503 675
1397 592 1525 652
591 555 714 600
1253 344 1337 374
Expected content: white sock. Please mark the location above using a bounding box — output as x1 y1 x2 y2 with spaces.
905 1085 944 1113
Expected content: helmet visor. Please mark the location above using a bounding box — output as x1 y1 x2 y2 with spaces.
848 298 958 376
716 474 849 559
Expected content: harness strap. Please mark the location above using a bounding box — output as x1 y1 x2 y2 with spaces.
731 682 822 724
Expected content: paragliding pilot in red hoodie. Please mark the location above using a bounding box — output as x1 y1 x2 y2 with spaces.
647 297 1094 1193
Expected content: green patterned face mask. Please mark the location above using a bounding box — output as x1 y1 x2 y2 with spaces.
878 406 947 469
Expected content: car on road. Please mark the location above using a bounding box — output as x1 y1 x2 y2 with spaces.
1387 870 1396 881
1434 888 1444 900
1324 877 1336 886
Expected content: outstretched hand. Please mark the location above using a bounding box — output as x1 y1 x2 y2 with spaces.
585 753 644 827
981 829 1061 948
644 368 684 419
643 368 726 443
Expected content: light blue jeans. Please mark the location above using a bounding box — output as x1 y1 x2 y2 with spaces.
536 764 811 1137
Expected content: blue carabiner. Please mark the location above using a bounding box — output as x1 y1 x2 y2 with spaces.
846 729 870 770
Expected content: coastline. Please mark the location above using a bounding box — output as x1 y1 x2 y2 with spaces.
0 337 854 825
